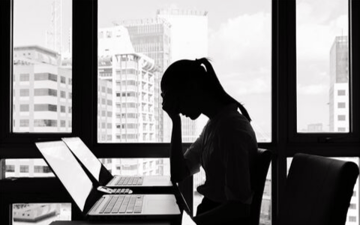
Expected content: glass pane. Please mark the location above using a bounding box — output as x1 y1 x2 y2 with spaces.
296 0 349 132
13 0 72 133
97 0 271 143
287 157 359 225
100 158 170 176
5 159 55 178
12 203 71 225
260 164 272 225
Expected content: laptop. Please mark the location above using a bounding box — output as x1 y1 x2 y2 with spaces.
61 137 172 191
35 141 181 221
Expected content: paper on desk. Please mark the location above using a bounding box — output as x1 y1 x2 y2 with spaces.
181 210 196 225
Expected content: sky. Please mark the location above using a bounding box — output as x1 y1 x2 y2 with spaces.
13 0 349 136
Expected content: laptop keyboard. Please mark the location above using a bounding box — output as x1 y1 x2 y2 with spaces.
116 176 144 185
100 195 143 214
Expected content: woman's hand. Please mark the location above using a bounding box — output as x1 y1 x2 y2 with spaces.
162 92 181 121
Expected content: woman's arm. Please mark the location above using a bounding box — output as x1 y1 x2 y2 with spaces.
170 115 191 183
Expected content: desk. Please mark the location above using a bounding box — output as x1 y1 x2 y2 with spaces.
50 221 171 225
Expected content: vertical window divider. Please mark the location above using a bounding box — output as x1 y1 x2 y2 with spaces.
349 0 360 139
272 0 296 224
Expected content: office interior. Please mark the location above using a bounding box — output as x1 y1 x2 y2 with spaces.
0 0 360 225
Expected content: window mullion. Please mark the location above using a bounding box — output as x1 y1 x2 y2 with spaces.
350 0 360 137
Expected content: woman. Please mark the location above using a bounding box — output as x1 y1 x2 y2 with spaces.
161 58 258 225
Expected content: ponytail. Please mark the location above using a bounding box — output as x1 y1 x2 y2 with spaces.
195 58 252 122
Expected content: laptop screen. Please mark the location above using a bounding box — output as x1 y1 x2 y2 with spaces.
62 137 102 181
35 141 93 211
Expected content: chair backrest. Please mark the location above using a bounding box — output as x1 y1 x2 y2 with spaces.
279 153 359 225
249 148 272 225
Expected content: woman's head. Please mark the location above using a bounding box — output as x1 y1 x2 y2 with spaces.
161 58 252 121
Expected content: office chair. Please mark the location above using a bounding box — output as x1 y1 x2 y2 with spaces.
195 148 272 225
279 153 359 225
248 148 272 225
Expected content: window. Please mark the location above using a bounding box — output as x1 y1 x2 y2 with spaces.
349 216 357 222
338 89 346 96
98 0 271 147
296 0 349 133
34 73 58 81
34 104 57 112
19 165 29 173
19 89 29 96
338 102 346 108
34 120 57 127
6 165 15 172
34 88 58 96
2 1 360 225
19 73 29 81
338 115 346 121
19 119 29 127
338 127 346 132
19 104 29 112
12 0 72 134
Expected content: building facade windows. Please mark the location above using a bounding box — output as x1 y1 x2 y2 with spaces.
19 89 29 96
34 88 57 97
338 115 346 121
338 102 346 108
338 90 346 96
19 73 29 81
19 165 29 173
19 120 29 127
34 120 57 127
20 104 29 112
34 73 57 82
34 104 57 112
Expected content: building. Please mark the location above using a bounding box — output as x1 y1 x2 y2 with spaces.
8 45 113 178
307 123 323 132
13 45 72 133
119 18 172 143
329 36 349 132
98 26 159 143
329 36 359 225
98 26 165 176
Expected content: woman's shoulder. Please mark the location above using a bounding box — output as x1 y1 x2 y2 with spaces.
216 111 255 139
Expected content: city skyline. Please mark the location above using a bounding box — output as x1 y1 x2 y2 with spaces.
14 0 272 139
14 0 350 135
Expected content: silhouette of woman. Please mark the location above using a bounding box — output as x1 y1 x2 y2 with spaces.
161 58 258 225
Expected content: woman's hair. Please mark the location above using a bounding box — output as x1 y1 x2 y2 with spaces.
161 58 252 122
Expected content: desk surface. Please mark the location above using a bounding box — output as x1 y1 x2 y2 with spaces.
50 221 171 225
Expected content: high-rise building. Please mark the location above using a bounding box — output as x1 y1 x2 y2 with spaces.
329 36 359 225
98 26 165 176
13 45 72 133
98 26 158 143
329 36 349 132
119 18 172 143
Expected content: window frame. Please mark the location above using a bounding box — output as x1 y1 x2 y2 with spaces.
1 0 359 225
286 0 360 145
